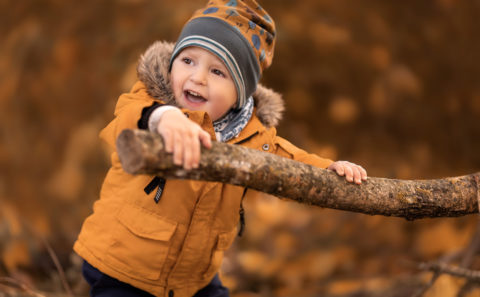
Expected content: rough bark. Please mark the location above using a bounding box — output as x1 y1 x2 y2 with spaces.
116 129 480 220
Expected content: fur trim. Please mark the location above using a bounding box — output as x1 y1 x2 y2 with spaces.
136 41 284 128
137 41 176 106
253 84 284 128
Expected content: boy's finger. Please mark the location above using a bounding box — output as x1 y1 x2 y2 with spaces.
334 163 345 176
173 133 184 166
199 130 212 149
352 167 362 184
183 136 193 170
337 168 345 176
359 166 368 180
162 131 173 153
191 134 201 169
344 166 354 182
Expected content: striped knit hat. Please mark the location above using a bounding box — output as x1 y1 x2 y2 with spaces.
169 0 276 109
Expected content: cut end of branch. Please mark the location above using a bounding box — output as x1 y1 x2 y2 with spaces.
116 129 146 174
475 173 480 213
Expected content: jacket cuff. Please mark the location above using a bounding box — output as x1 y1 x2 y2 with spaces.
137 102 162 129
148 106 181 132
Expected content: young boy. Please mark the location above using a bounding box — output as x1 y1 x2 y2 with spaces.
74 1 367 296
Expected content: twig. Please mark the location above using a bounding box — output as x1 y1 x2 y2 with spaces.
411 251 462 297
5 209 74 296
457 280 476 297
0 277 46 297
40 236 74 297
411 271 441 297
460 218 480 268
412 217 480 297
418 262 480 282
455 218 480 296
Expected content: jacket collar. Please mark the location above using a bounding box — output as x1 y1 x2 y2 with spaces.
136 41 284 128
229 110 267 144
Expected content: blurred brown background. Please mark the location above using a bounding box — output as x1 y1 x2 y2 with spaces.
1 0 480 296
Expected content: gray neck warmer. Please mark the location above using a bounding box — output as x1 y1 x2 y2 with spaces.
213 96 254 143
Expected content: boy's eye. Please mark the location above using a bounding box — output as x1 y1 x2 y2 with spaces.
212 69 226 77
182 57 192 64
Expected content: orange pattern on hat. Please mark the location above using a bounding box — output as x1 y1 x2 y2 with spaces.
189 0 276 73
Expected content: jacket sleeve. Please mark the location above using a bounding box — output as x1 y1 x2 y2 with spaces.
99 81 215 150
99 81 160 149
274 136 334 169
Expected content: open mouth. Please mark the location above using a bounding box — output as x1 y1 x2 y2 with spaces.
184 90 207 104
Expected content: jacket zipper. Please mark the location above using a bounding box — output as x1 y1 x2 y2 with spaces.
234 131 261 236
238 187 248 237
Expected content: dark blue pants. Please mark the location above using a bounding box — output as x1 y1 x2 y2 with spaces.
82 261 230 297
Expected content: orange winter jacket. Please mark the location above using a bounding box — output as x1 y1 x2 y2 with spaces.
73 42 333 297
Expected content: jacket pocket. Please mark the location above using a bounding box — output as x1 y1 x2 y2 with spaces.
105 205 177 281
203 228 237 278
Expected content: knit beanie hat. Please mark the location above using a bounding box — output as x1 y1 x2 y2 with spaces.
169 0 276 109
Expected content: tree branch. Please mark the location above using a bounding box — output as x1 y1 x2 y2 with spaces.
116 129 480 220
418 262 480 282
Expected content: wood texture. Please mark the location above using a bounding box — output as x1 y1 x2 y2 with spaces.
116 129 480 220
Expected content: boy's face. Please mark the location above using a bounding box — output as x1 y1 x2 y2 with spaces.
170 46 237 121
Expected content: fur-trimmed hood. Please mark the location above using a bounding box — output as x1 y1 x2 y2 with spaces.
136 41 284 128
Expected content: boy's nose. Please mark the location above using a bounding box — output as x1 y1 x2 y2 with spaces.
190 68 207 85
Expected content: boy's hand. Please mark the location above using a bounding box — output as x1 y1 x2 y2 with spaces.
328 161 367 184
157 109 212 170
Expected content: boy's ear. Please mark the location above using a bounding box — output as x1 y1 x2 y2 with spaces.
137 41 176 106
